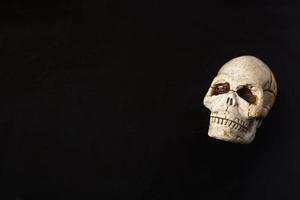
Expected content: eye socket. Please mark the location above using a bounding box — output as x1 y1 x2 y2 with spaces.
211 82 230 95
237 86 256 104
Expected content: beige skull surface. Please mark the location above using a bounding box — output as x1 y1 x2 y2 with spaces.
203 55 277 144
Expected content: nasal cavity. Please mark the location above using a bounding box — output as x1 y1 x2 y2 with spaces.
226 97 234 106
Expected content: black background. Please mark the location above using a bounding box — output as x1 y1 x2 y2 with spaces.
1 1 300 199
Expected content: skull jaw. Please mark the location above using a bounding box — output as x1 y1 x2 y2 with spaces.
208 122 257 144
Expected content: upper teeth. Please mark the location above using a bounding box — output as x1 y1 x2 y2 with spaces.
210 116 248 131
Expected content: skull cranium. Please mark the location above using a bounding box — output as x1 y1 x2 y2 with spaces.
203 55 277 144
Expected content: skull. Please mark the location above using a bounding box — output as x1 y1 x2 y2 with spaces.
203 55 277 144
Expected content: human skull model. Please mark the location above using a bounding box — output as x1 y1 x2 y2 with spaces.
203 56 277 144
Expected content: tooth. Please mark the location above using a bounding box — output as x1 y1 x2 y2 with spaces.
220 119 223 125
225 119 228 125
231 122 235 128
234 123 237 129
234 123 238 129
232 123 235 128
232 122 236 128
